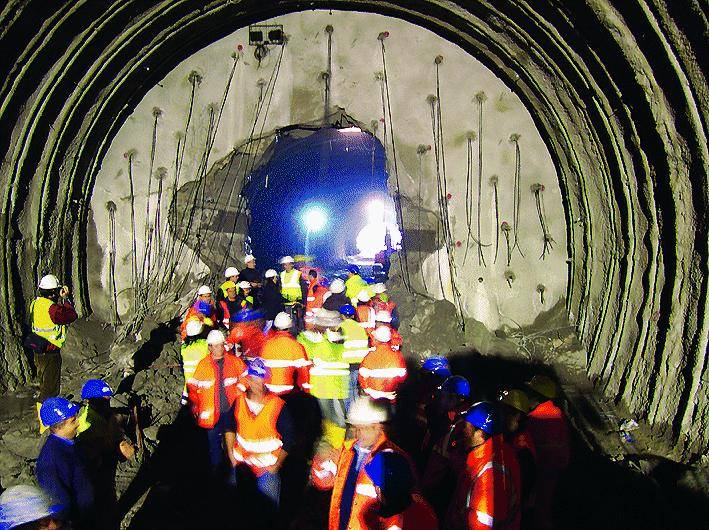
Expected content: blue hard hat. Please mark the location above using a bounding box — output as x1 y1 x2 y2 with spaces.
462 402 499 435
247 358 269 379
421 356 452 377
233 309 265 323
39 397 78 427
81 379 113 399
339 304 356 317
196 299 212 316
364 451 414 501
440 375 471 398
346 265 360 275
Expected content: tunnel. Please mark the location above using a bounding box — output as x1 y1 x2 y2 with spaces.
0 1 706 528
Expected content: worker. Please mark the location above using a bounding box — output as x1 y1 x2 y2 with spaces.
75 379 135 530
354 290 376 330
344 265 369 303
27 274 78 431
524 375 570 530
322 278 349 312
338 304 370 404
260 312 311 395
297 310 349 449
216 281 239 329
261 269 283 328
179 319 209 404
228 358 295 512
180 285 216 339
218 266 240 300
446 402 521 530
364 451 439 529
0 484 66 530
236 280 255 310
187 330 247 474
237 254 262 295
36 397 95 528
410 357 452 451
358 326 407 402
327 397 407 530
371 283 399 329
304 269 326 330
371 310 403 351
498 389 536 521
279 255 304 306
226 309 266 361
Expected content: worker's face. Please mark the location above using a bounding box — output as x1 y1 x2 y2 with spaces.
37 517 64 529
248 375 266 396
229 275 238 282
209 343 225 359
247 260 256 269
199 293 212 303
55 415 79 440
283 263 293 271
503 409 523 434
242 287 251 295
227 287 237 299
354 423 383 449
458 422 486 451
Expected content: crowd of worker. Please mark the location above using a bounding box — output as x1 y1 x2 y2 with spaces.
1 255 571 530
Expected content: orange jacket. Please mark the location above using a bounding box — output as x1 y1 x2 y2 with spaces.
187 354 247 428
232 393 286 476
368 324 403 351
379 494 438 530
526 400 569 470
260 330 312 394
180 309 214 340
358 344 407 401
329 435 408 530
226 322 265 360
305 279 326 316
447 434 521 530
355 304 376 329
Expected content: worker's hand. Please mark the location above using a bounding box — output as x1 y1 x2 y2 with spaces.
59 286 70 298
251 282 261 288
228 452 238 468
119 440 135 460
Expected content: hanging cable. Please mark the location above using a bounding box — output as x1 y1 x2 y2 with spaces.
106 200 120 327
532 183 554 259
125 150 138 314
463 131 476 263
509 133 525 259
323 25 334 122
490 175 500 263
474 91 488 267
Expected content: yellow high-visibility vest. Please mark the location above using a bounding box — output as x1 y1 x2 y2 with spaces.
280 269 302 304
31 297 66 348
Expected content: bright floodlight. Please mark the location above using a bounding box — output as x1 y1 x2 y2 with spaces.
303 207 327 233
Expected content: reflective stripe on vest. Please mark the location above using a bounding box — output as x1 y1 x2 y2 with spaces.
232 394 285 475
280 270 302 302
31 298 66 348
358 366 408 379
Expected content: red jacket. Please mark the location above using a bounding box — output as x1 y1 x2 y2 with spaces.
447 434 521 530
187 354 247 428
526 400 570 470
227 323 265 359
260 330 312 394
358 343 407 401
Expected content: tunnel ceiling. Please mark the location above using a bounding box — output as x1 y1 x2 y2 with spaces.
0 1 706 461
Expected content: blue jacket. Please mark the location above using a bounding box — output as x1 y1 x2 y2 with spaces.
36 434 94 526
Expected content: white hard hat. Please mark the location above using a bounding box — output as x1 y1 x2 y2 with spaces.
329 279 345 294
372 283 387 294
347 397 389 425
274 312 293 330
185 319 203 337
38 274 60 290
280 255 295 264
372 325 392 343
197 285 212 296
224 267 239 278
244 254 255 263
375 310 392 323
326 329 343 343
206 330 225 345
264 269 277 278
238 281 251 289
0 484 58 528
357 290 372 303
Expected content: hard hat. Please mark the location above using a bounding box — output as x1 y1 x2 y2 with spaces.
224 266 239 278
238 281 251 290
81 379 113 399
247 358 269 379
197 285 212 296
421 356 451 377
375 310 392 323
39 397 78 427
273 312 293 330
313 310 342 328
440 375 471 398
347 397 389 425
280 256 295 264
233 309 265 323
339 304 356 317
38 274 60 290
222 281 237 291
499 389 530 413
525 374 558 399
264 269 277 278
185 319 203 337
364 451 414 508
357 290 371 303
206 330 225 345
372 283 387 294
462 402 499 435
244 254 255 263
372 325 392 343
195 299 212 316
346 265 360 275
0 484 61 529
329 279 345 294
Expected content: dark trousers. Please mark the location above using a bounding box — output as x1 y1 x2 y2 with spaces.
35 350 62 401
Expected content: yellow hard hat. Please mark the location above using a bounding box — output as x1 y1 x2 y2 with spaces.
222 281 237 291
525 374 558 399
499 389 530 413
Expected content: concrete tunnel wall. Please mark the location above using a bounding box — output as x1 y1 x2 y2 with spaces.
0 1 705 461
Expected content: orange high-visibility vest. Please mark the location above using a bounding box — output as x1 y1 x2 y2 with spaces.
180 309 215 340
355 304 376 329
187 354 247 428
368 324 403 351
358 344 407 401
232 393 285 476
305 279 326 325
260 331 312 394
227 322 265 360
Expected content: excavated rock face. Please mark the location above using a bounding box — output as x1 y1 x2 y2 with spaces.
0 1 706 466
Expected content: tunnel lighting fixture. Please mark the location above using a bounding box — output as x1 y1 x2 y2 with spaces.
248 24 285 46
338 126 361 133
302 206 328 233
